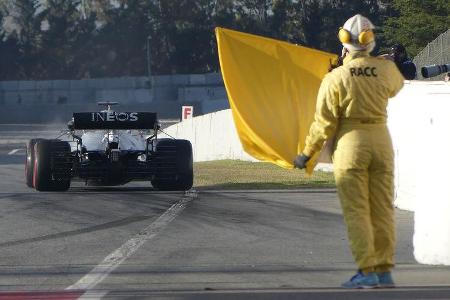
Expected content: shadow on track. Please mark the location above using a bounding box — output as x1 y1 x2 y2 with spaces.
68 186 157 192
0 215 154 248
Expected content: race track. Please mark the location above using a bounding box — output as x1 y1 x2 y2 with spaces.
1 125 450 299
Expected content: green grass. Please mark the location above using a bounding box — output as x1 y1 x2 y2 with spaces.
193 160 335 190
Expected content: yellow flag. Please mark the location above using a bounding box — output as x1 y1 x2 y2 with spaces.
216 27 337 173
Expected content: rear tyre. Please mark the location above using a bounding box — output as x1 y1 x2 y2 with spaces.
151 139 193 191
33 139 72 191
25 138 42 188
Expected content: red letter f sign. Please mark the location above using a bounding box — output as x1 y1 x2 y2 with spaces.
182 106 193 121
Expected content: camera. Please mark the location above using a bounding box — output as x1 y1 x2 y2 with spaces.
386 44 417 80
421 64 450 78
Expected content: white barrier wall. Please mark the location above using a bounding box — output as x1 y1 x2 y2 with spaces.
400 81 450 266
388 82 424 212
388 81 450 213
414 106 450 265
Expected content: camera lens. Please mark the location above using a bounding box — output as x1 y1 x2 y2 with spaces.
421 64 450 78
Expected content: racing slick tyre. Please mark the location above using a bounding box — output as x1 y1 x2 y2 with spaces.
33 139 72 191
151 139 193 191
25 138 43 188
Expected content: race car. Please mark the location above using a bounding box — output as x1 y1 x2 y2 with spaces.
25 102 193 191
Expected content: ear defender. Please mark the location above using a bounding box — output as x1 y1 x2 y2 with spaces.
358 30 374 45
338 28 375 45
338 27 352 44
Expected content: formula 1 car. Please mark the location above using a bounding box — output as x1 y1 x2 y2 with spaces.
25 102 193 191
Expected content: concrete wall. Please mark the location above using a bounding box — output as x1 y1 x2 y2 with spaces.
388 81 450 266
387 81 450 212
0 73 230 123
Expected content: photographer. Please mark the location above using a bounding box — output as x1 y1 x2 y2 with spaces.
388 44 417 80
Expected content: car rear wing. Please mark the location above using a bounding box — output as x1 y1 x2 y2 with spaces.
72 112 158 130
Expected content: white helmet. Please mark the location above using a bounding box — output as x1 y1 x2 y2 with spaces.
338 14 376 52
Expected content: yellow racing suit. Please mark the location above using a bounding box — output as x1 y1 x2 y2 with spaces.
303 51 404 272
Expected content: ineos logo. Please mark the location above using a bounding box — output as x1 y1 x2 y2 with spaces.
91 112 139 122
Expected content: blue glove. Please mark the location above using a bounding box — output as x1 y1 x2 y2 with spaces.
293 154 310 169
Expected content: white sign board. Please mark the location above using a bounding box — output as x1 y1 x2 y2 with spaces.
182 106 193 121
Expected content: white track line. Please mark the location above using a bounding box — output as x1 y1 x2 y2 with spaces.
7 148 25 155
76 291 108 300
66 190 197 294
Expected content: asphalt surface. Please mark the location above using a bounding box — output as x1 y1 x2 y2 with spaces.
1 125 450 299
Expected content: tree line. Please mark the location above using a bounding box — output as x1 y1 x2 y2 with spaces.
0 0 448 80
